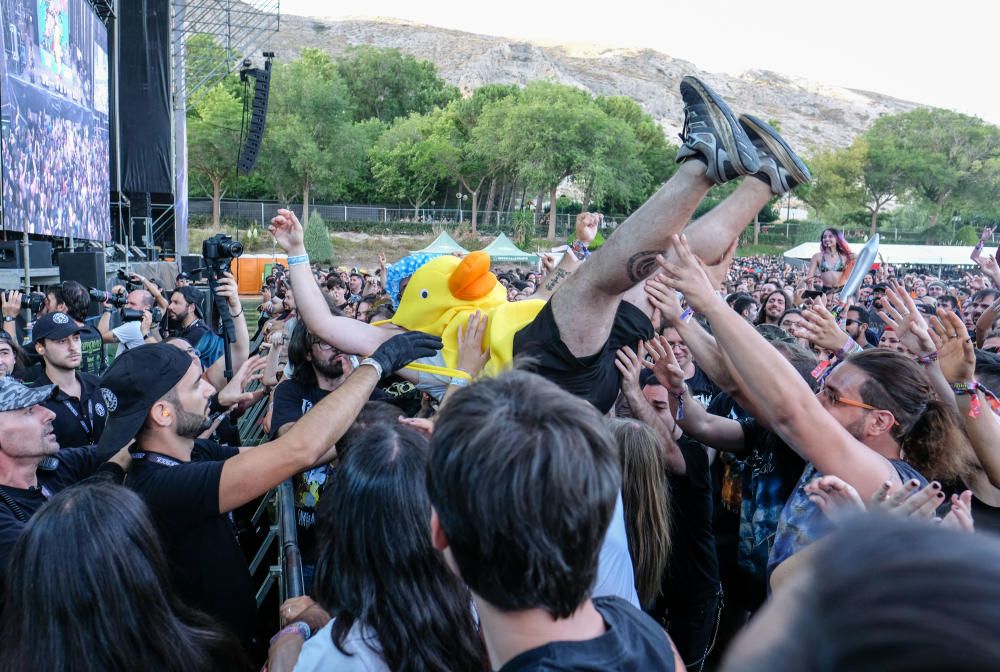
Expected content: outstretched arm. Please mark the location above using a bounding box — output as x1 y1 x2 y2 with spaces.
269 209 399 356
658 235 898 499
218 331 442 513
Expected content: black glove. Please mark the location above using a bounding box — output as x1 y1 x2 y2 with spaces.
368 331 443 378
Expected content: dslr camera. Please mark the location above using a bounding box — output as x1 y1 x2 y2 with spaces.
88 288 127 308
202 234 243 280
121 306 163 323
3 290 45 313
116 269 143 292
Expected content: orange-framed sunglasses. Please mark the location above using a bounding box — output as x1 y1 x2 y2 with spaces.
820 386 900 426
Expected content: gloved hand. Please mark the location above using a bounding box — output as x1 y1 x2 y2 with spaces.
368 331 443 378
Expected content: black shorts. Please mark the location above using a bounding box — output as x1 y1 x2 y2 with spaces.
512 300 654 413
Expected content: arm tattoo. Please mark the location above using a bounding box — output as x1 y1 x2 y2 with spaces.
544 267 570 292
626 251 661 284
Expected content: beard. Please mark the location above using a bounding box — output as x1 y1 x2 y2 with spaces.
175 407 212 439
313 357 345 380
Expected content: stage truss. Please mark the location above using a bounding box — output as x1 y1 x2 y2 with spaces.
172 0 280 110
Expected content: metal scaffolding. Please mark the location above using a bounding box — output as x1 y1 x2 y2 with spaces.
171 0 280 110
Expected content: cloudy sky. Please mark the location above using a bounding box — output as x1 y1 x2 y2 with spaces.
280 0 998 124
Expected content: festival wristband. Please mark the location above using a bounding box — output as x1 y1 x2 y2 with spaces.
288 254 310 267
358 357 383 379
269 622 311 646
836 337 862 359
916 351 939 365
679 307 694 323
951 381 983 418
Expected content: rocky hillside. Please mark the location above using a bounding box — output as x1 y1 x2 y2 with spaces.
268 15 923 153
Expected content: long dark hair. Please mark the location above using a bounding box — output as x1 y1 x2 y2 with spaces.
849 349 973 481
0 482 248 672
288 319 319 388
312 424 487 672
608 418 671 609
821 227 852 258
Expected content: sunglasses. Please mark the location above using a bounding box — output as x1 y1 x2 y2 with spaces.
819 386 900 426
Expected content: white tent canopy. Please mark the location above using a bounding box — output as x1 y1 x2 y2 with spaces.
480 233 538 263
784 243 996 267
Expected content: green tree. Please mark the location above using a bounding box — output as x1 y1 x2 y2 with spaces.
369 112 450 216
867 109 1000 233
480 82 641 238
335 46 459 124
594 95 676 209
187 84 243 227
265 49 366 224
804 138 899 236
303 211 334 263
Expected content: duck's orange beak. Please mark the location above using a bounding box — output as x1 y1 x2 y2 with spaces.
449 251 495 300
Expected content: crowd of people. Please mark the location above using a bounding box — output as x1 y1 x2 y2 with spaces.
0 100 110 240
3 75 1000 672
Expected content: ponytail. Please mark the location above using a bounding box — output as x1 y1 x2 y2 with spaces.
899 398 974 482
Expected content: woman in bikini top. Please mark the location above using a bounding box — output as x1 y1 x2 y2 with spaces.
809 228 855 289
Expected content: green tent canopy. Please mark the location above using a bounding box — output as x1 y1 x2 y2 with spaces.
410 231 469 256
480 233 538 264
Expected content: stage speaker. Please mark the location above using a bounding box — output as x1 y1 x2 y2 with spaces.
59 252 107 318
0 240 54 269
181 255 203 277
237 60 273 174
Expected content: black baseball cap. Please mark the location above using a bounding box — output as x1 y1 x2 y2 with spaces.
176 271 191 282
97 344 197 455
171 286 205 318
31 312 85 345
0 377 56 412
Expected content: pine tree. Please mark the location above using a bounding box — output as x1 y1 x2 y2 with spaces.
303 211 334 264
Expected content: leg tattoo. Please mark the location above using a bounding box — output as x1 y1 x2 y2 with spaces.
626 251 661 284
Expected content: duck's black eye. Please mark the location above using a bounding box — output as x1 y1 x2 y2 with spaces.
419 289 429 299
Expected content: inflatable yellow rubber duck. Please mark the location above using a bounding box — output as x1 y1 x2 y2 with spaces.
388 251 544 378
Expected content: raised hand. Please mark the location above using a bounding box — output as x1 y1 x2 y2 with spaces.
456 310 490 378
218 355 268 407
879 280 935 356
794 304 851 353
940 490 975 533
644 275 684 326
803 475 865 522
269 208 306 254
928 311 975 384
614 343 646 398
974 253 1000 286
213 271 241 310
871 479 946 520
575 212 601 245
2 290 21 318
655 234 721 313
642 334 686 392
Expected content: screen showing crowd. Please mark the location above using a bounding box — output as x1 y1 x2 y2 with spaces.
0 0 110 241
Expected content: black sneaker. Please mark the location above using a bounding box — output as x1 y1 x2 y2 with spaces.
739 114 811 195
675 76 760 184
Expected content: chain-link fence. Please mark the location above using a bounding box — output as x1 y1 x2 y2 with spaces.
188 199 629 240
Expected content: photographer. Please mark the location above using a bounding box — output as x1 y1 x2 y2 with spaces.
167 272 250 393
39 282 105 376
96 285 161 358
102 332 441 644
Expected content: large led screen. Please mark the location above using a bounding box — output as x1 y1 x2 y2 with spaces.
0 0 110 240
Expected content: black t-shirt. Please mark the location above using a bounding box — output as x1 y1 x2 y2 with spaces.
269 378 388 564
660 438 720 611
33 369 107 449
0 445 110 582
499 596 676 672
78 323 106 376
971 494 1000 536
686 365 721 408
125 441 255 644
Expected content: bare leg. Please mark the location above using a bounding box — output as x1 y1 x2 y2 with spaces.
621 178 774 323
683 177 774 265
551 162 712 357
